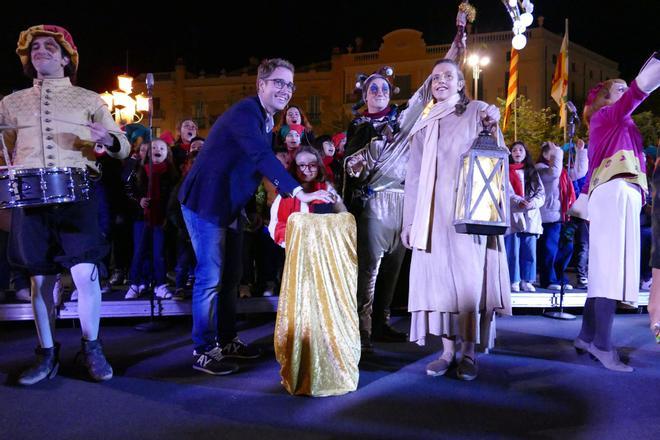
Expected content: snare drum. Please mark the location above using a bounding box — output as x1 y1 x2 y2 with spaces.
0 167 90 209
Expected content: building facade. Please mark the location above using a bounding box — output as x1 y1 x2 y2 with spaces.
134 22 619 139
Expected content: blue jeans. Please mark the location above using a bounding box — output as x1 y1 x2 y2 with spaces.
505 232 537 283
538 221 574 286
181 205 241 352
570 218 589 280
128 222 166 285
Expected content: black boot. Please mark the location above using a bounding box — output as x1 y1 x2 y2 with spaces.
18 343 60 386
360 331 374 354
76 339 113 381
372 323 408 342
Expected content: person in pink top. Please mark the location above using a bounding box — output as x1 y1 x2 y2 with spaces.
574 53 659 372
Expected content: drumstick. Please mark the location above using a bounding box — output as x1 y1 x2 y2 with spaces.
50 117 126 136
0 124 35 130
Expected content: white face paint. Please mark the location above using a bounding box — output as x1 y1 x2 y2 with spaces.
365 78 390 114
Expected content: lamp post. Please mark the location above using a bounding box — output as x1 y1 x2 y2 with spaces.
501 0 535 50
100 74 149 126
467 54 490 100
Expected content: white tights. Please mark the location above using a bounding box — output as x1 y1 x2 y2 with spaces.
31 263 101 348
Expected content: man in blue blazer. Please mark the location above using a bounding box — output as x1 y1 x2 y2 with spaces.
179 58 333 375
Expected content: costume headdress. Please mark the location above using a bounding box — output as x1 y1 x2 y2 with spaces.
16 25 79 71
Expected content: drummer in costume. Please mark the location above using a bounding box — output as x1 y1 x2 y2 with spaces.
0 25 130 384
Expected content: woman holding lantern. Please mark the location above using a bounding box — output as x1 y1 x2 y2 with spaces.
401 58 511 381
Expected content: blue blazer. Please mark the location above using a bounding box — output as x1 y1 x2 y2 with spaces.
179 96 299 226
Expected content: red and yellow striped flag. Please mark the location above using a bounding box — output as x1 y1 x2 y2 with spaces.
551 25 569 128
502 48 518 132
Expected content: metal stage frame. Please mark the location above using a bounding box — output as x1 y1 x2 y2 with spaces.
0 289 650 321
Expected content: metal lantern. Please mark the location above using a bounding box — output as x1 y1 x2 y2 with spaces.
453 129 509 235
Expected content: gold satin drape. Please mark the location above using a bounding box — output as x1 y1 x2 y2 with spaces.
274 212 361 397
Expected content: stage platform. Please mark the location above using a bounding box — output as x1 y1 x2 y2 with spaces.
0 287 650 321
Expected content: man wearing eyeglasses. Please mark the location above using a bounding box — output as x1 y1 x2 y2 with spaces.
179 58 334 376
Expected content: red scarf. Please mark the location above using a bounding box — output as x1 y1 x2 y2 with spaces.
363 106 392 119
509 163 525 197
559 168 576 222
144 161 168 226
322 156 335 183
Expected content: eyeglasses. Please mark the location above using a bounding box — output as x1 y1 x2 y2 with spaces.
265 78 296 93
430 72 455 83
368 84 390 95
296 163 318 171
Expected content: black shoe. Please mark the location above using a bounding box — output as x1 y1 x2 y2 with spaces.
193 347 239 375
109 269 125 286
18 343 60 385
185 275 195 289
456 355 478 381
360 334 374 354
372 323 408 342
220 338 261 359
172 288 191 301
75 339 113 381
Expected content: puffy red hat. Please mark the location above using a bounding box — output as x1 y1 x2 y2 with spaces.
331 132 346 148
280 123 305 139
16 25 79 71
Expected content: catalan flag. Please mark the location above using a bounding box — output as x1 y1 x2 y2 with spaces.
551 21 569 128
502 48 518 133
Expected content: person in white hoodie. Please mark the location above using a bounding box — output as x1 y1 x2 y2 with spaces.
535 140 588 290
505 141 545 292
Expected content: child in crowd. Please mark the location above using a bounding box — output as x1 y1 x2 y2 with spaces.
125 139 179 299
505 141 545 292
281 124 305 164
169 137 205 300
269 145 345 247
313 135 339 184
271 145 359 396
274 105 315 146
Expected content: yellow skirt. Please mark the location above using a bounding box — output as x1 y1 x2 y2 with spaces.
274 212 360 397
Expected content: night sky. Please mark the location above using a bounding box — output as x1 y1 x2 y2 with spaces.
1 1 658 105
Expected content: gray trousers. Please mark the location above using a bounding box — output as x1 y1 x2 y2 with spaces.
356 191 406 336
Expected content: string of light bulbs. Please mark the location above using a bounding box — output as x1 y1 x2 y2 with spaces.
502 0 534 50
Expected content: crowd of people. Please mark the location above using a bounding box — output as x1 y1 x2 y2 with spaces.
0 20 657 394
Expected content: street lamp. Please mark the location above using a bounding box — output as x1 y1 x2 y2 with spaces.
502 0 535 50
100 74 149 126
467 53 490 100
